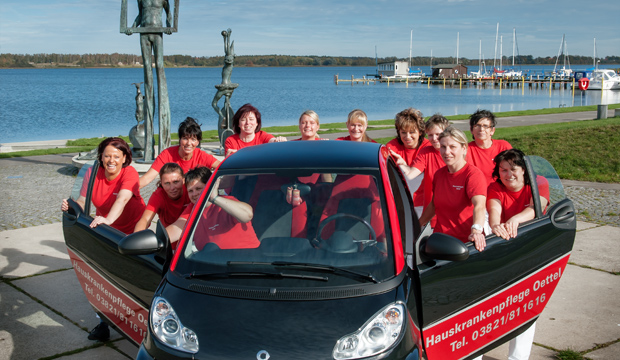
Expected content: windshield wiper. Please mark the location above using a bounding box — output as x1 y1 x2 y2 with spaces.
183 271 328 282
228 261 378 283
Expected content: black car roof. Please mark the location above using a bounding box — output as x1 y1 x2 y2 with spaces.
219 140 382 171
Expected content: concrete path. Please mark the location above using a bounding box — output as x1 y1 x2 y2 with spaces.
0 221 618 359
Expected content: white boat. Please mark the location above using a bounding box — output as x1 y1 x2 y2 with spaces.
587 69 620 90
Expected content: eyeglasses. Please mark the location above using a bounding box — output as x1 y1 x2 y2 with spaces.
473 124 493 130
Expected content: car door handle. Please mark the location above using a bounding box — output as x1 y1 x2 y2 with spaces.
554 211 574 222
550 199 576 230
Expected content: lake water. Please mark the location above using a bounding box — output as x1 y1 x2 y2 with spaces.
1 66 619 143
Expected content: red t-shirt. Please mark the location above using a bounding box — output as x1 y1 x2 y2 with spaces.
181 196 260 250
386 138 430 166
151 145 217 173
412 146 446 209
466 140 512 185
145 187 190 228
336 135 377 143
90 166 146 234
387 138 431 206
432 163 487 242
319 174 385 241
487 175 551 222
224 131 274 154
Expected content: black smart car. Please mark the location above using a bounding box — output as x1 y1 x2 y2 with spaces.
63 141 576 359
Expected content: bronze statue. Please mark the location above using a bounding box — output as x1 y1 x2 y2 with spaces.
129 82 146 157
123 0 178 162
211 28 239 152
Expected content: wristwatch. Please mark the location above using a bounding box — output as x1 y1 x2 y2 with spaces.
471 224 483 232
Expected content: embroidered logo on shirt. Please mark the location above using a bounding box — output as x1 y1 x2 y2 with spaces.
453 185 464 191
209 224 220 231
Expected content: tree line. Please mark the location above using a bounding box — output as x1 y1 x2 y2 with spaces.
1 53 618 68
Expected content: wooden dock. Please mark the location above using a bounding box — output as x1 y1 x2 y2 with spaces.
334 74 577 90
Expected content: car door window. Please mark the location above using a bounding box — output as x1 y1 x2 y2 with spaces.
70 161 96 217
528 155 566 210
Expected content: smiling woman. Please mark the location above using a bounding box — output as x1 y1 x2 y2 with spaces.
61 137 146 234
139 117 221 189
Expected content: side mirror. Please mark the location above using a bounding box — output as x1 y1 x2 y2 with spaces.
119 229 163 255
420 233 469 261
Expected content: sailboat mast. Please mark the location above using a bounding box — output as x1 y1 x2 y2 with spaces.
479 39 482 69
512 28 516 67
500 35 503 70
409 29 413 68
456 32 459 64
593 38 597 69
494 23 499 69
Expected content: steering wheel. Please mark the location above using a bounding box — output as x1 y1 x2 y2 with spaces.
316 213 377 246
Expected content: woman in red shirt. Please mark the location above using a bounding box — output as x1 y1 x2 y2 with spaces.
418 127 488 251
336 109 376 143
386 108 430 215
487 149 550 240
391 114 450 219
134 163 190 232
224 103 287 157
484 148 550 360
294 110 328 141
139 117 220 189
61 137 145 234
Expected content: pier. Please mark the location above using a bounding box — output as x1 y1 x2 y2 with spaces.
334 74 577 90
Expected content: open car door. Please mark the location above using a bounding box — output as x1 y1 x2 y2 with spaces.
415 156 576 360
62 162 168 345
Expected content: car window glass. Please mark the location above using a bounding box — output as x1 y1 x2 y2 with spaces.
71 161 96 216
178 171 395 285
528 156 565 210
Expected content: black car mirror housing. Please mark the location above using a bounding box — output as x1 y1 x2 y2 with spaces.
119 229 163 255
420 233 469 261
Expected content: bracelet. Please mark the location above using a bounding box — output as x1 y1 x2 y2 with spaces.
212 195 219 205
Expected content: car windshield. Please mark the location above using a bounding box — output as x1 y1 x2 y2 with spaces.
175 171 395 286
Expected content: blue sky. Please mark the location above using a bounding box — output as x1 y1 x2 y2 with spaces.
1 0 618 60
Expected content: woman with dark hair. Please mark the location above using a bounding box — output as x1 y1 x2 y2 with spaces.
467 109 512 185
139 117 220 188
487 149 550 240
61 137 145 234
224 103 286 157
134 163 190 232
418 127 487 251
483 148 549 360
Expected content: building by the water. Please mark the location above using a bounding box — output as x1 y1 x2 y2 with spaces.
431 64 468 78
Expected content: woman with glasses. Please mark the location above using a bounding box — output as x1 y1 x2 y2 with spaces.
466 109 512 186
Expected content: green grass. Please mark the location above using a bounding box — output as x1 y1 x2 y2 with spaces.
0 146 96 159
4 105 620 183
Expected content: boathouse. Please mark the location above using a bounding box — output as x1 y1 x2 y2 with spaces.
432 64 468 79
377 61 409 77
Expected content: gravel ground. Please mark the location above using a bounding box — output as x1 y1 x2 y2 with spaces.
0 154 618 231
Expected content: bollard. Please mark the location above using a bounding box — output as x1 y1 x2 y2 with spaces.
597 104 608 119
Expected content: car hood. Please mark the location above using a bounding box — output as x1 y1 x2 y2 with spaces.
157 280 402 359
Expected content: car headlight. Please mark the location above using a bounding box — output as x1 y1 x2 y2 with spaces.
150 296 199 353
333 302 406 359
